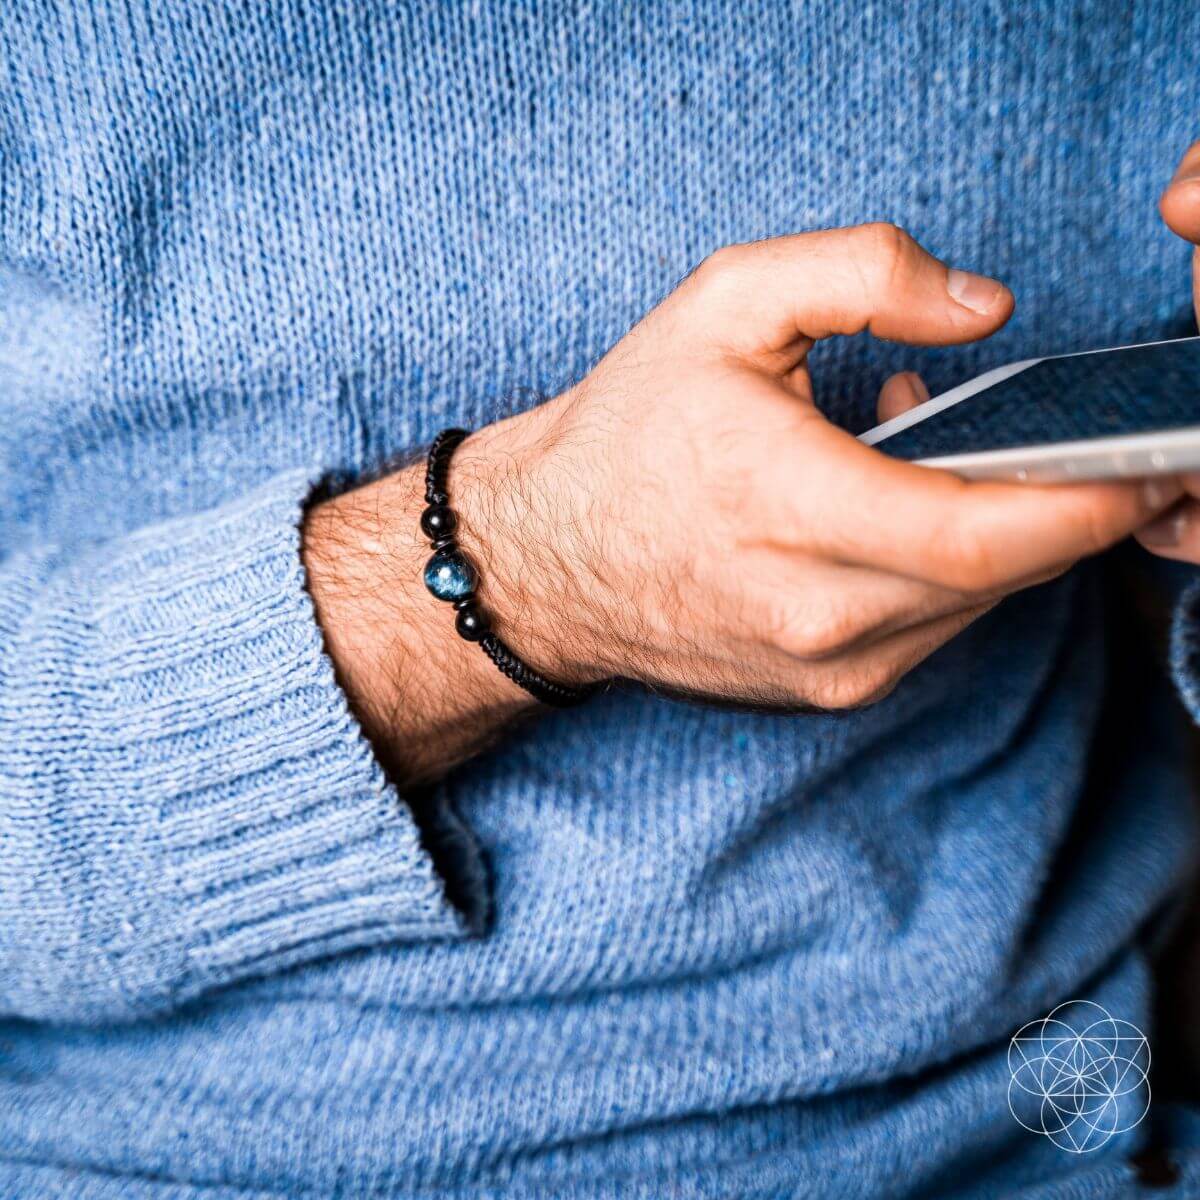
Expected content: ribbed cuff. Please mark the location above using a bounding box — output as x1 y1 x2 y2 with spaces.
92 469 484 1006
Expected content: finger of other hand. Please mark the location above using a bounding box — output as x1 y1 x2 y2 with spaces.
876 371 930 422
1161 138 1200 243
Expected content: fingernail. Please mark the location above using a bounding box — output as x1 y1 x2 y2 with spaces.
947 268 1004 314
1140 506 1189 547
1143 480 1166 509
1172 161 1200 185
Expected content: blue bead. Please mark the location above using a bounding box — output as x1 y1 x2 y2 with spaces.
423 547 477 601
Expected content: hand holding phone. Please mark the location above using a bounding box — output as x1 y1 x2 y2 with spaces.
859 133 1200 564
490 221 1181 713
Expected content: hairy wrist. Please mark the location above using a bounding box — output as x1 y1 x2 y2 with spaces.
450 400 620 687
299 397 617 786
301 459 534 786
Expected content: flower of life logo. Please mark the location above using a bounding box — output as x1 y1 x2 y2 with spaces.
1008 1000 1151 1153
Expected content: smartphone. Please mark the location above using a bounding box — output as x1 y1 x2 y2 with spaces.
860 336 1200 481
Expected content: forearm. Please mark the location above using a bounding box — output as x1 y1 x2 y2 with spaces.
301 403 603 786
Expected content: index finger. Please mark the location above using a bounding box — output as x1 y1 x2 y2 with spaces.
773 415 1181 592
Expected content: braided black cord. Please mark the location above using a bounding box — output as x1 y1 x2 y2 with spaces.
478 633 594 708
424 427 468 506
420 426 599 708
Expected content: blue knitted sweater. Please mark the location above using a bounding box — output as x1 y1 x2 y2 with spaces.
3 3 1200 1197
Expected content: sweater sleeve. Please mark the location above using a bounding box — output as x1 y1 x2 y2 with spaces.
0 468 485 1024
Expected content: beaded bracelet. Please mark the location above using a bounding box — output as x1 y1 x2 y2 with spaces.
419 427 598 708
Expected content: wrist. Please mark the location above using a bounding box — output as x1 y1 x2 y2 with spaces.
302 460 534 786
449 400 614 687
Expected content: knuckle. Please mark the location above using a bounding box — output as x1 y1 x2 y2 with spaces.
1076 500 1119 558
938 521 1002 592
855 668 903 707
769 600 865 660
854 221 915 288
693 242 753 290
810 665 897 711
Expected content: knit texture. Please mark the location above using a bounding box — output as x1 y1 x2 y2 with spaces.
1 2 1200 1196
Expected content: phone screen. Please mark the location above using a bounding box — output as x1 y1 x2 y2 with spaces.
874 337 1200 461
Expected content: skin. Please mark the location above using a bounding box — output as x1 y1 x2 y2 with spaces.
304 148 1200 788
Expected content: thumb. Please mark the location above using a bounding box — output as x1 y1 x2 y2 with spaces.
665 223 1014 369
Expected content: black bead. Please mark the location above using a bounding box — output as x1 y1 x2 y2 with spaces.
420 504 457 541
454 602 489 641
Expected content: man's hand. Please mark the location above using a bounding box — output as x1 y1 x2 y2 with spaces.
306 223 1178 784
1136 139 1200 560
510 225 1174 710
